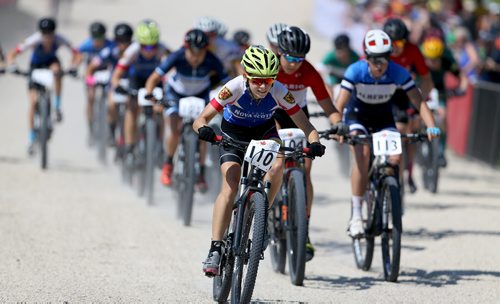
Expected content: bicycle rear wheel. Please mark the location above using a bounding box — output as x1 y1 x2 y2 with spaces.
144 118 157 205
39 94 50 170
286 170 307 286
95 87 108 165
268 195 286 274
380 176 402 282
213 232 233 303
231 192 266 304
352 187 375 271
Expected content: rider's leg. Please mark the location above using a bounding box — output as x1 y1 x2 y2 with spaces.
351 143 371 218
304 157 313 217
28 88 38 147
107 91 118 142
265 156 285 207
86 84 96 136
160 113 181 185
50 62 63 120
124 97 139 151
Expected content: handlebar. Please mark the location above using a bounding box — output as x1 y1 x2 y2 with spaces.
212 135 313 157
318 129 428 145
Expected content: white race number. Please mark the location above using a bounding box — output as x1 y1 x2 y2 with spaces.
244 140 280 172
138 87 163 107
372 130 402 156
178 96 205 119
278 128 306 155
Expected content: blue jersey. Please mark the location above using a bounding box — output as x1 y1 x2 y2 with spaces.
93 45 121 69
117 42 168 80
15 32 76 66
78 38 114 64
341 60 415 117
210 76 300 127
155 47 226 96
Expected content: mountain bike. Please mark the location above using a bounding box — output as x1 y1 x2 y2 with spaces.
91 69 111 165
135 87 163 205
12 68 71 169
320 129 427 282
268 128 314 286
171 96 206 226
209 136 310 303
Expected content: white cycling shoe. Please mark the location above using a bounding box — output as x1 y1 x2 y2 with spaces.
348 217 364 238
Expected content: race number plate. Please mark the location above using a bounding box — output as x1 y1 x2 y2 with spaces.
372 130 402 156
244 140 281 172
113 79 129 103
278 128 306 155
31 69 54 88
138 87 163 107
179 96 205 119
426 88 440 110
93 70 111 85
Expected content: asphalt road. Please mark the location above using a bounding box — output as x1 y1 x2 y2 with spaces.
1 1 500 303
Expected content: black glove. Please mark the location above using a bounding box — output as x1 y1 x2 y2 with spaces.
144 93 155 101
68 68 78 77
114 85 127 95
331 122 349 136
309 142 326 157
198 126 216 143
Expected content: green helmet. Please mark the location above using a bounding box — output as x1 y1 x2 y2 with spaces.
241 45 279 78
136 20 160 45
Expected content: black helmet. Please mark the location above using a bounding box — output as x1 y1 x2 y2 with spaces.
114 23 133 43
277 26 311 56
233 30 251 47
383 18 408 41
90 21 106 38
184 29 209 50
334 33 350 50
38 17 56 34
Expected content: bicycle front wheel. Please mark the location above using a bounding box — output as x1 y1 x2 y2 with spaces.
213 232 233 303
231 192 267 304
39 94 50 170
352 187 375 271
95 87 108 165
286 170 307 286
268 195 286 274
380 176 402 282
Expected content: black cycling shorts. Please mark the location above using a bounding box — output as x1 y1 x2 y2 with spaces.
273 106 309 129
219 119 279 165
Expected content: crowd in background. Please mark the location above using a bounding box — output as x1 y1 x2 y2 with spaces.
314 0 500 84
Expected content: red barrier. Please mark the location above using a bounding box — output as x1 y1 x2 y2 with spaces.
445 75 473 156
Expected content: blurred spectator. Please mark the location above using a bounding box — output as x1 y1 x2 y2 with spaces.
480 36 500 83
320 33 360 87
449 26 480 84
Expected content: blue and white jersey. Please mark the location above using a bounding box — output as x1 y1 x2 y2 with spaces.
210 76 300 127
341 60 415 116
14 32 76 66
155 47 226 96
78 37 114 64
117 42 168 79
93 45 121 69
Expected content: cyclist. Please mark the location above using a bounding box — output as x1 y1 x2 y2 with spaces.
320 33 360 98
86 23 134 146
194 16 243 78
192 45 325 276
266 23 288 55
145 29 227 191
383 17 434 193
331 29 439 238
110 20 169 163
421 36 468 167
76 21 115 144
6 17 78 154
273 26 344 261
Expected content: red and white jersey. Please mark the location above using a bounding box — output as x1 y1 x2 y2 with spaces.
276 60 330 108
390 42 429 77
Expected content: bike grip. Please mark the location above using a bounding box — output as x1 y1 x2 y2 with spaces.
214 135 223 142
303 147 311 154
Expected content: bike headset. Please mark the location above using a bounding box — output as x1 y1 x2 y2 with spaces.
383 18 409 42
39 17 56 34
90 21 106 39
114 23 133 43
277 26 311 57
266 23 288 47
184 29 209 50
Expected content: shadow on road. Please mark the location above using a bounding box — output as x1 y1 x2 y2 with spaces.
407 201 500 211
304 274 380 291
445 172 500 184
438 189 500 199
404 228 500 240
399 268 500 287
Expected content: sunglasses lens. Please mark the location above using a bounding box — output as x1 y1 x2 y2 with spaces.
141 45 156 51
284 54 305 63
249 78 274 86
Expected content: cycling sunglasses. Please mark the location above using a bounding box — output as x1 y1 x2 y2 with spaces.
283 54 305 63
367 55 389 65
247 76 275 86
392 39 406 49
141 44 158 52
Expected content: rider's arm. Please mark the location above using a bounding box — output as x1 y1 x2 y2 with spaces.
6 32 40 65
145 71 162 95
331 88 351 123
111 66 126 89
111 43 137 88
407 87 436 132
419 73 434 100
305 62 340 124
290 110 320 143
193 103 220 133
57 34 79 67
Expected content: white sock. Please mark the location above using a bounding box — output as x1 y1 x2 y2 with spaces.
351 196 363 220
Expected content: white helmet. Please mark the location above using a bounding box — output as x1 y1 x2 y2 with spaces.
216 21 228 38
194 16 219 34
364 29 392 56
266 23 288 46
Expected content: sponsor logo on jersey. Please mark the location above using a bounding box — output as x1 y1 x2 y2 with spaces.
218 87 233 100
283 92 295 104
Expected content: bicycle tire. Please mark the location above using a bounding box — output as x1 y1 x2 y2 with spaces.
136 128 147 198
178 128 197 226
380 176 402 282
268 197 286 274
145 118 156 205
352 186 375 271
213 232 233 303
39 93 49 170
286 170 307 286
426 139 440 194
96 87 107 164
231 191 266 304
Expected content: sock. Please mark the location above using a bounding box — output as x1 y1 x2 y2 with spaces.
54 95 61 110
199 165 205 176
407 162 413 181
210 240 223 254
109 123 116 136
165 156 173 165
352 196 363 220
29 129 36 143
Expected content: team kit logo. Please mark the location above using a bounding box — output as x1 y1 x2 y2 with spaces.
218 87 233 100
283 92 295 104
